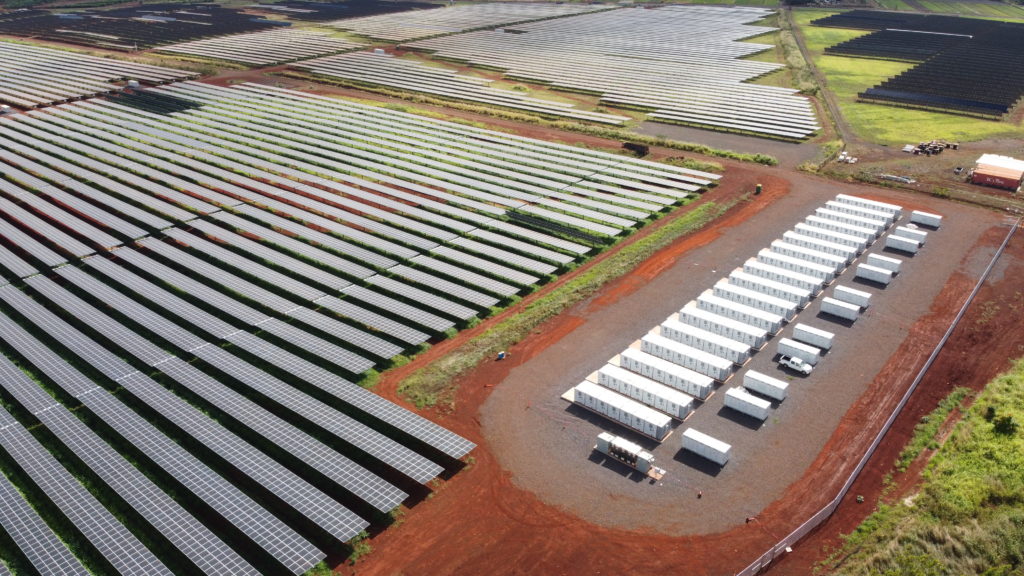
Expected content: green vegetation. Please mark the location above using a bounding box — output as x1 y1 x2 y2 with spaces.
347 531 373 565
663 156 725 173
794 10 1024 145
894 387 972 472
873 0 915 10
910 0 1024 19
398 198 739 409
823 357 1024 576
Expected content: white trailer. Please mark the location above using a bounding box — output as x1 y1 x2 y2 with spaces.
659 318 751 365
729 269 811 307
825 200 895 225
856 263 894 285
777 337 822 366
758 248 837 282
713 279 798 320
770 240 848 273
782 231 859 263
821 297 861 321
894 226 927 245
814 207 887 236
678 302 768 348
792 323 835 351
640 333 734 381
681 428 731 466
885 234 920 254
867 253 902 274
805 215 877 243
835 194 903 218
724 387 771 421
743 370 789 401
743 259 824 295
597 364 695 420
794 223 868 252
910 210 942 229
834 285 871 308
618 346 715 400
573 380 673 441
696 291 785 334
595 432 657 476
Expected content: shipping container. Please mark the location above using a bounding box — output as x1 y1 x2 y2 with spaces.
855 263 893 285
640 333 734 381
825 200 895 225
782 231 859 263
677 302 768 348
794 222 868 252
805 215 877 243
573 380 672 441
910 210 942 229
792 323 835 351
696 290 785 334
835 194 903 218
595 432 655 475
743 259 824 295
618 345 715 400
743 370 789 401
894 226 927 245
814 208 887 236
724 387 771 421
681 428 731 466
660 318 752 364
777 337 822 366
820 297 860 321
758 248 836 282
770 240 848 273
885 234 920 254
866 253 902 274
713 279 798 320
834 285 871 308
729 269 811 307
598 364 695 420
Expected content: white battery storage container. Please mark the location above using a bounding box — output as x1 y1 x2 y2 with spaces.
696 291 785 334
855 263 893 285
678 302 768 348
821 297 861 321
835 194 903 218
573 380 672 441
743 370 789 401
619 346 715 400
640 333 734 381
894 226 928 245
834 285 872 308
777 337 822 366
743 259 824 295
867 253 902 274
814 207 887 236
805 215 877 243
825 200 894 225
725 387 771 421
758 249 836 282
681 428 731 466
597 364 695 420
910 210 942 228
770 240 848 273
595 432 656 475
782 231 859 263
659 318 751 364
793 223 868 252
792 323 835 351
728 269 812 307
713 279 798 320
885 234 920 254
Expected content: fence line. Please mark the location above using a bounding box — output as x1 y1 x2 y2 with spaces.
735 216 1021 576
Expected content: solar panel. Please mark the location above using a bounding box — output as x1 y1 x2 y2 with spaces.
339 285 454 332
388 265 498 308
409 255 519 298
466 228 574 265
257 318 375 374
364 275 476 320
285 307 402 360
0 309 101 399
0 243 37 279
312 295 429 346
0 215 70 267
429 246 539 286
447 238 557 276
10 183 128 247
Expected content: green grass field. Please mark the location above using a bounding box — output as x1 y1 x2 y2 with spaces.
910 0 1024 18
795 10 1024 146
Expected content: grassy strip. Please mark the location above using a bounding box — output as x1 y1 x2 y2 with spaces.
822 357 1024 576
894 387 972 472
398 199 737 409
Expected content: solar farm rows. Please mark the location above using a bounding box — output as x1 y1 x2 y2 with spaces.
158 29 367 66
0 82 716 574
0 41 194 109
248 0 440 22
405 6 819 140
294 51 631 124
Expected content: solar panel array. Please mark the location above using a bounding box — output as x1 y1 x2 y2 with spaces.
406 6 819 140
158 28 367 66
0 41 194 109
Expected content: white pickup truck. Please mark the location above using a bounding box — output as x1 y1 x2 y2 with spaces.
779 355 813 375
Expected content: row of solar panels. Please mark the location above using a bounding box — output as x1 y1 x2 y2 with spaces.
157 28 366 66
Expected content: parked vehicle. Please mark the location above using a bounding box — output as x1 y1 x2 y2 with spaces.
779 354 813 375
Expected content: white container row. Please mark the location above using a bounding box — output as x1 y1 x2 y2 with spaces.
618 345 715 400
596 364 695 420
782 231 859 263
696 291 785 334
805 215 877 243
794 222 868 252
724 386 772 421
910 210 942 229
681 428 731 466
855 263 893 285
595 432 655 474
835 194 903 218
640 333 734 382
729 269 811 307
777 337 822 366
821 297 861 321
770 240 848 274
885 234 920 254
743 370 789 401
834 285 871 308
573 380 672 441
713 280 799 320
758 248 836 283
659 318 751 365
743 259 824 295
678 303 768 349
894 226 927 245
792 323 834 351
825 200 895 226
814 207 887 236
866 253 902 274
